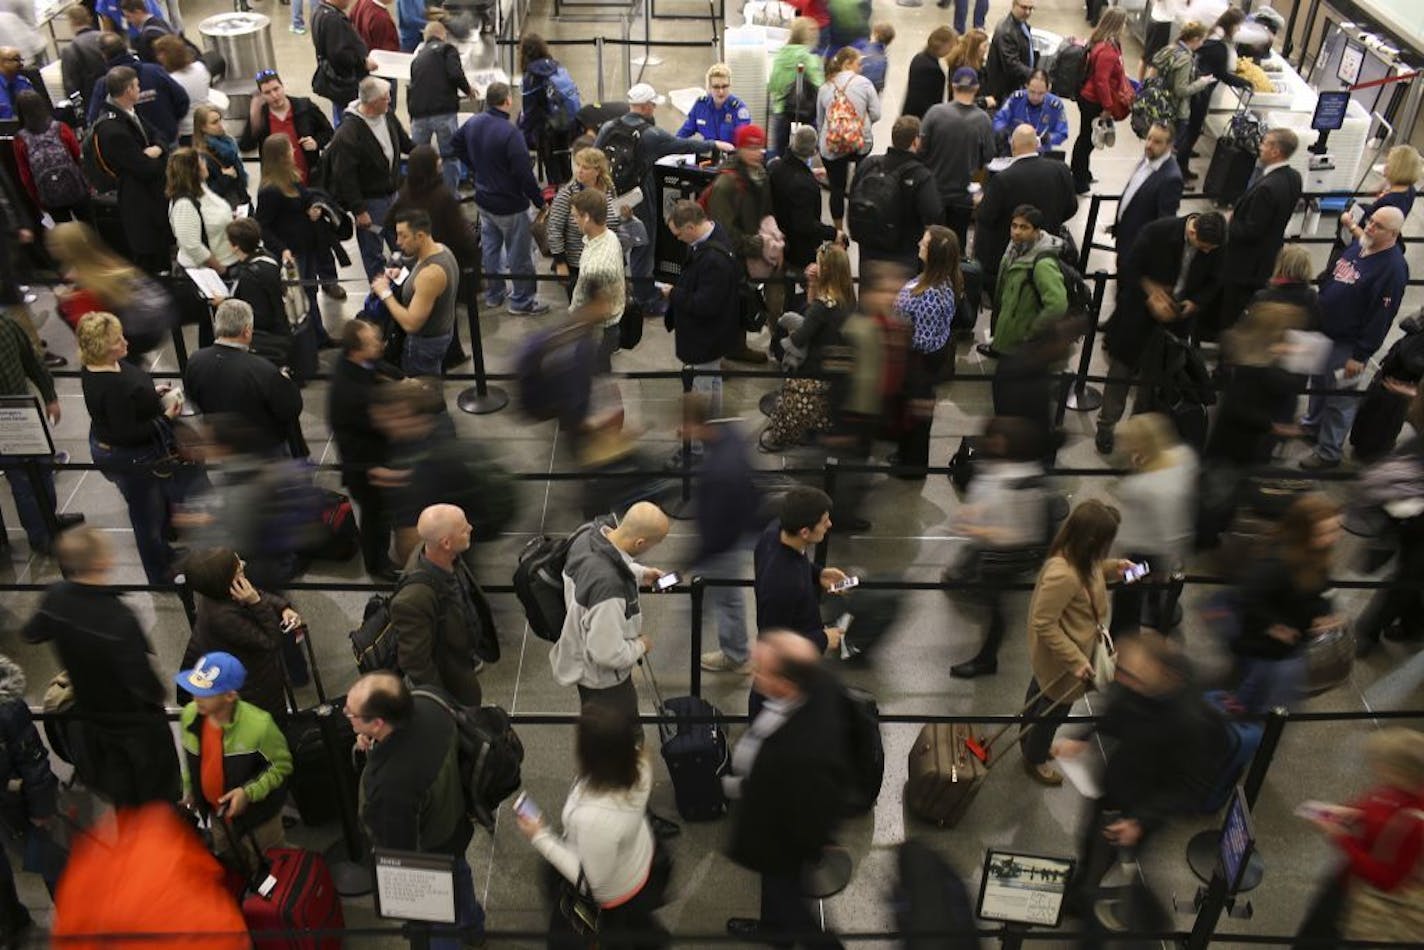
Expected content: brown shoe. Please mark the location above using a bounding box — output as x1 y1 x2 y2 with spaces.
1023 758 1063 786
727 344 769 364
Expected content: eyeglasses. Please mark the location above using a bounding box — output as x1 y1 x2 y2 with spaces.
255 68 279 84
710 83 731 90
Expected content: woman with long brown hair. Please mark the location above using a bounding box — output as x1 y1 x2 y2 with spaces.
167 146 237 274
891 226 962 475
518 31 580 184
1072 7 1133 194
1231 493 1342 712
901 26 957 119
254 133 333 344
1022 499 1133 785
191 103 248 207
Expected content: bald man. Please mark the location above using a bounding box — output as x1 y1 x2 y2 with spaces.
973 121 1077 296
551 501 671 719
1302 203 1410 470
385 503 487 704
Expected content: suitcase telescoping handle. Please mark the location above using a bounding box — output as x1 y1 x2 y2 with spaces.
636 658 672 744
974 670 1077 769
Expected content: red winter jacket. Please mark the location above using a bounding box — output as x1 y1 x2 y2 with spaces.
788 0 830 29
1081 40 1132 121
1333 786 1424 891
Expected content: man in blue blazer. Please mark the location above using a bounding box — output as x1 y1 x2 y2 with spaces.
1111 122 1183 260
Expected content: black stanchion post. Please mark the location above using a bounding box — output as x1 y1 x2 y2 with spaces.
170 324 189 372
816 457 837 569
1064 271 1107 413
1078 195 1102 272
595 35 605 101
172 572 199 634
689 575 705 699
456 265 510 415
664 365 698 520
318 706 375 896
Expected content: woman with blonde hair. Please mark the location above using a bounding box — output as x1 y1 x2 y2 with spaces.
1249 244 1323 328
901 26 957 119
817 46 881 231
78 311 187 583
47 222 173 357
1337 144 1419 252
546 143 620 296
191 103 247 207
767 17 826 155
167 146 237 275
676 62 751 145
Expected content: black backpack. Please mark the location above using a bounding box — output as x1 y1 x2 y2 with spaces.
412 687 524 831
846 156 905 252
1047 38 1089 101
786 70 819 124
80 114 120 194
600 116 649 194
511 525 592 642
348 570 438 672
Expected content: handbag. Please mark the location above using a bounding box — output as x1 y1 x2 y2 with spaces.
281 259 309 331
1087 589 1117 691
558 867 601 937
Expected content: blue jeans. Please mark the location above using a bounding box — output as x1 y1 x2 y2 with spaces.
695 545 751 663
1236 655 1306 714
479 209 537 307
411 114 461 191
428 854 485 950
1 459 58 548
357 194 395 279
89 435 178 584
291 0 310 28
628 199 660 309
404 332 453 377
1302 339 1362 462
951 0 989 32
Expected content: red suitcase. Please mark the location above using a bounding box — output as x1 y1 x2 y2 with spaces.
241 847 345 950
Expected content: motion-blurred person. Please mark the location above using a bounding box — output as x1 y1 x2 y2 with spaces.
769 127 838 289
1097 211 1226 455
1108 121 1183 259
23 527 181 806
59 6 106 110
329 318 399 578
1294 727 1424 946
1205 300 1307 469
985 205 1067 359
179 547 305 717
664 200 742 432
366 379 457 563
766 18 825 154
516 704 672 947
920 67 995 250
984 0 1036 104
388 504 488 705
0 308 83 557
890 226 960 476
1249 245 1323 328
0 653 60 941
547 144 621 297
347 672 485 947
947 416 1050 679
151 34 211 143
851 116 942 272
184 300 305 457
991 70 1068 153
1216 128 1305 337
119 0 173 64
11 90 88 225
370 207 460 377
175 652 293 863
239 69 336 196
1022 500 1132 786
678 62 751 144
1052 633 1211 934
77 312 187 583
87 33 189 149
707 122 781 356
725 631 850 945
1108 414 1197 635
328 76 413 279
1231 494 1342 713
974 129 1076 305
1072 9 1134 196
685 396 759 675
899 26 954 121
408 21 471 192
1354 394 1424 657
552 502 671 720
1300 205 1409 470
817 47 881 234
91 63 176 273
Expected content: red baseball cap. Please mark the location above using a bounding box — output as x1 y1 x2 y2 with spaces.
734 124 767 149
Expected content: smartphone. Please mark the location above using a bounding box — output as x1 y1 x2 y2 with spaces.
513 791 541 822
654 572 681 591
1123 562 1150 583
829 575 860 593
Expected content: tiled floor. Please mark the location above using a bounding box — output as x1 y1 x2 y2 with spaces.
4 0 1424 946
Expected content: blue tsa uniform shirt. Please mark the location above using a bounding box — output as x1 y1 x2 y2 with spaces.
676 94 752 145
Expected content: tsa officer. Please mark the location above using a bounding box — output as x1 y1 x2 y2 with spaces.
676 63 751 146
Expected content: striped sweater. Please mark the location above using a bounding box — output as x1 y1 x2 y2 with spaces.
547 179 619 267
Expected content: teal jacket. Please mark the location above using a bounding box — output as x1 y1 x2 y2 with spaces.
180 700 292 832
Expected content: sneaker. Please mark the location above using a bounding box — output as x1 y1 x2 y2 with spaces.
1094 898 1130 932
1095 426 1115 456
1299 453 1340 471
289 24 307 34
482 295 506 312
701 650 752 674
508 299 550 315
1023 758 1063 786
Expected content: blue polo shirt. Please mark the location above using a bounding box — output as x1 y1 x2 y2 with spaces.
675 94 751 145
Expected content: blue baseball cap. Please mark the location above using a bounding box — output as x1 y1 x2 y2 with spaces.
175 652 247 697
951 67 981 89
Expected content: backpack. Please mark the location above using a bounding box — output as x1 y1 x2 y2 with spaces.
348 570 439 673
541 65 581 135
846 156 907 251
600 116 649 194
515 322 595 422
412 687 524 831
512 524 592 642
19 125 88 208
1047 38 1089 101
785 66 819 125
1129 74 1176 139
80 115 120 194
822 78 865 157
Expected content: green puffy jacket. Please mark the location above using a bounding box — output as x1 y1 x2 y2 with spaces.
768 44 825 114
180 700 292 830
992 234 1069 354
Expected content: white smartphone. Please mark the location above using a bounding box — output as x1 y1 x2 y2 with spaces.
513 791 541 822
654 572 681 591
1123 562 1149 583
829 575 860 593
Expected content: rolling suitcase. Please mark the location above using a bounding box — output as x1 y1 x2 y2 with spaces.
240 847 345 949
277 632 358 828
642 660 729 821
1202 140 1257 207
841 686 885 816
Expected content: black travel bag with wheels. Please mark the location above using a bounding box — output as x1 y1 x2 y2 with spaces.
641 660 728 821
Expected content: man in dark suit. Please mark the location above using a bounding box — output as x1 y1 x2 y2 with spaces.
985 0 1036 104
185 300 305 457
91 66 172 273
1111 122 1183 260
974 124 1077 289
1096 212 1226 454
328 318 398 578
1213 128 1304 339
770 126 838 282
725 631 849 946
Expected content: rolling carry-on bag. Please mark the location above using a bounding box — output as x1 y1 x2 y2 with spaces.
1203 140 1257 207
641 660 729 821
841 686 885 816
240 846 345 949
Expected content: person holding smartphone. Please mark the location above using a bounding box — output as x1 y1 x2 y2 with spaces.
515 705 671 946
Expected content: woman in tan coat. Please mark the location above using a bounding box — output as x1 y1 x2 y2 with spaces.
1022 500 1133 786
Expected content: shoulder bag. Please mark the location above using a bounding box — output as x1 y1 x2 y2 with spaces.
1086 585 1117 692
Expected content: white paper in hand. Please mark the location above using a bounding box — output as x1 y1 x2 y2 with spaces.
1055 752 1102 799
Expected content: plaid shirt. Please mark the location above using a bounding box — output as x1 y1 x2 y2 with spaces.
0 312 55 403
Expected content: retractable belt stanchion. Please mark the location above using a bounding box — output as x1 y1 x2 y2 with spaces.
1078 195 1104 272
1063 271 1108 413
664 364 697 520
455 265 510 415
689 575 705 698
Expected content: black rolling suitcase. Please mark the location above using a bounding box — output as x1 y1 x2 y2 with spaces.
641 660 728 821
956 258 984 337
840 686 884 816
278 627 360 828
1203 140 1257 207
1349 377 1410 463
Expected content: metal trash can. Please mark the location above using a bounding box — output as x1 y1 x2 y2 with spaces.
199 12 276 93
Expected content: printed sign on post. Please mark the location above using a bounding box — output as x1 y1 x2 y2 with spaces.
977 849 1076 928
374 850 457 924
0 396 55 457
